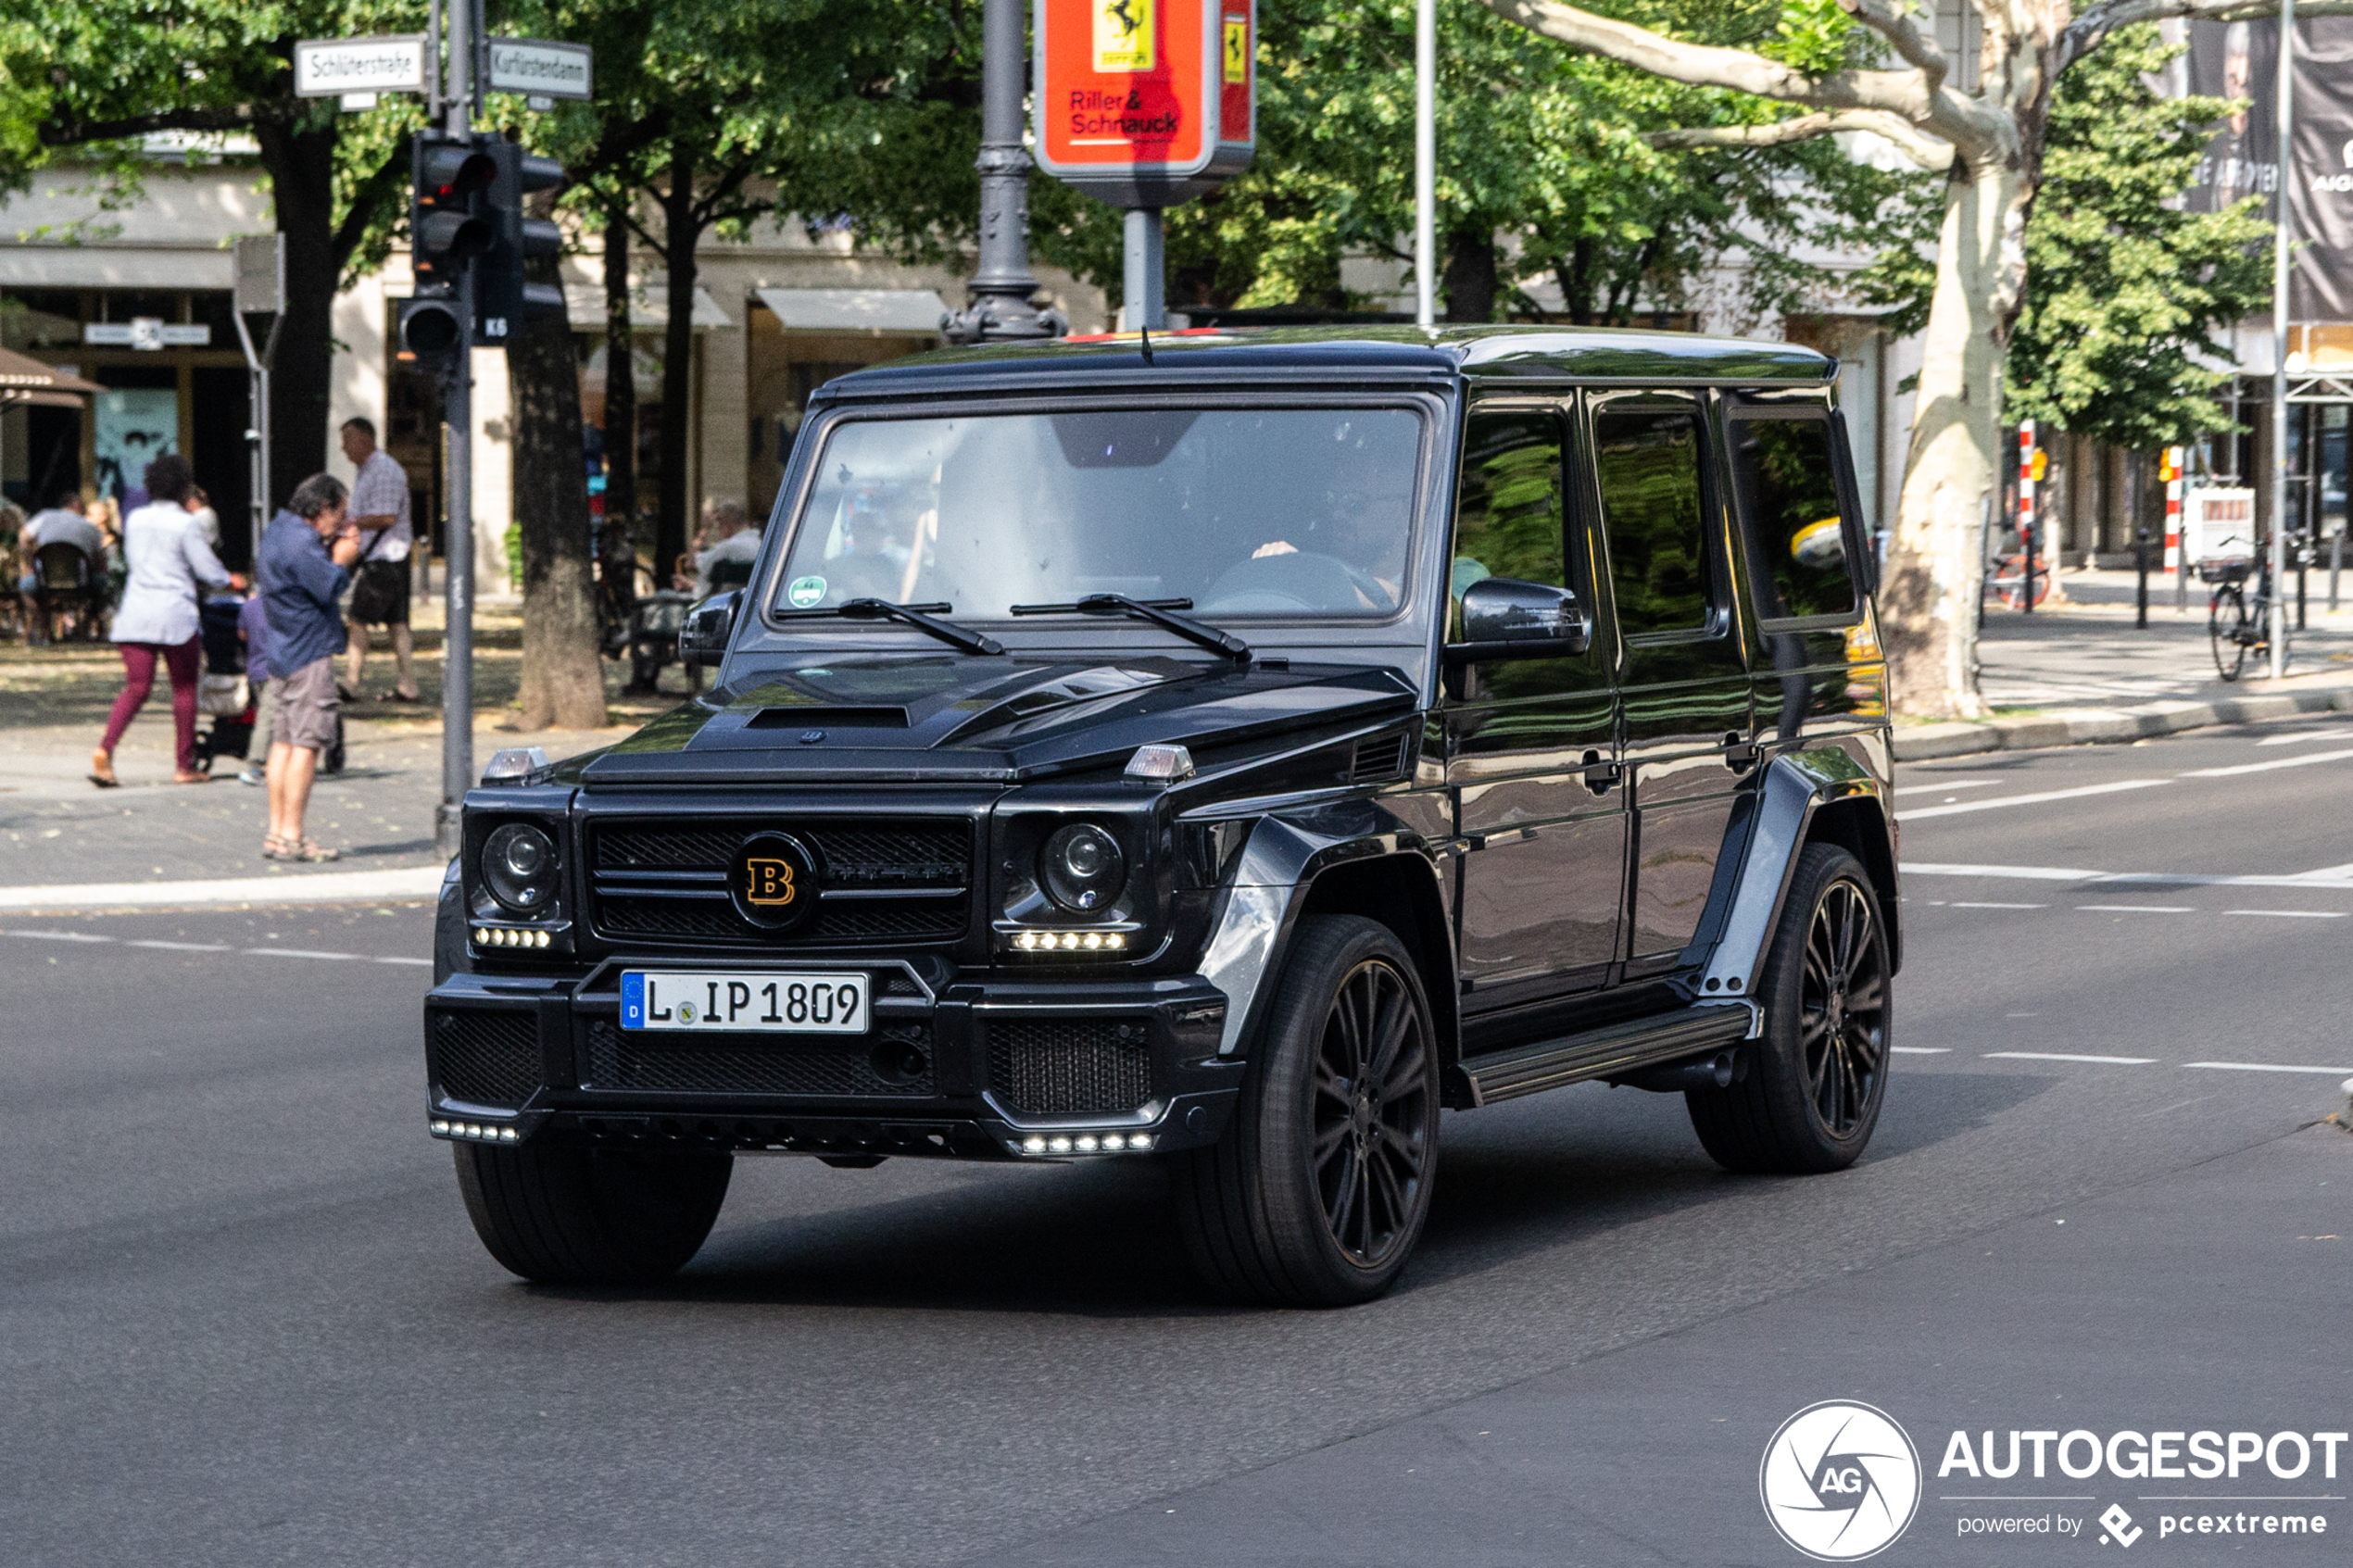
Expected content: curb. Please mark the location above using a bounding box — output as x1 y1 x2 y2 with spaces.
1895 685 2353 762
0 864 447 913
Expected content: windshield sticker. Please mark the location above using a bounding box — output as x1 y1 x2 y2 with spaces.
787 575 827 608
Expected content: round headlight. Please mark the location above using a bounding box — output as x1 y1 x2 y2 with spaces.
482 823 559 914
1038 823 1126 914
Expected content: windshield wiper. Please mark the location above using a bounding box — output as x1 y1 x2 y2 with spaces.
1010 595 1251 665
778 598 1004 657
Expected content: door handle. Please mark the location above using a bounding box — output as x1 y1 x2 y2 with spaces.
1722 731 1761 772
1581 748 1620 796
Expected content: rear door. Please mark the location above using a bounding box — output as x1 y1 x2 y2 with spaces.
1586 390 1754 977
1444 401 1626 1019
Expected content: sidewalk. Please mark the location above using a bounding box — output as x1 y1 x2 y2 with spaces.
1900 564 2353 759
0 608 684 904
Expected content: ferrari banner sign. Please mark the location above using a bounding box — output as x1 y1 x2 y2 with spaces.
1036 0 1254 207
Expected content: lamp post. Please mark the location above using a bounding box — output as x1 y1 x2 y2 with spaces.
2268 0 2295 680
943 0 1063 344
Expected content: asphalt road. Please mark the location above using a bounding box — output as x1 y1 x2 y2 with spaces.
3 721 2348 1567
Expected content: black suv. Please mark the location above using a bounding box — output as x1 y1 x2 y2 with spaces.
424 325 1898 1304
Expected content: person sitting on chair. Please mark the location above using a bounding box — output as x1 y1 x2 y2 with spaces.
19 491 104 646
677 498 761 599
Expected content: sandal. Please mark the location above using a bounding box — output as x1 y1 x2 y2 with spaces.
175 769 212 784
89 748 119 789
290 839 341 862
262 835 296 860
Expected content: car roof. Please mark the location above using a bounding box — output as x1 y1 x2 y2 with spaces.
817 323 1834 403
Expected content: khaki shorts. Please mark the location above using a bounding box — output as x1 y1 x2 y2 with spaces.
273 657 340 752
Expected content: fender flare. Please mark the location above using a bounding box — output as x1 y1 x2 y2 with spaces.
1695 750 1898 1001
1194 799 1453 1061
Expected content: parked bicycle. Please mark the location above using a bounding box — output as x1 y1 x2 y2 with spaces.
2203 537 2287 681
1984 550 2052 611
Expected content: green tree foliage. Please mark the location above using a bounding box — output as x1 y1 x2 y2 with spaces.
1013 0 1909 325
2004 24 2270 451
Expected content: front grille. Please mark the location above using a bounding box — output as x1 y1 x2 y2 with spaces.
433 1010 540 1110
988 1019 1153 1116
594 897 967 944
584 1018 935 1098
587 817 972 947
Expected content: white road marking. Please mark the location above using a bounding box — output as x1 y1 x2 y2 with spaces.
2255 727 2353 746
3 929 116 943
124 939 234 951
1950 900 2047 909
2224 909 2348 919
1892 779 2007 797
3 927 426 965
374 955 433 966
243 947 359 960
2182 1060 2353 1075
1891 1047 1951 1054
1906 861 2353 890
2288 861 2353 881
2077 905 2195 914
1985 1051 2158 1064
1899 779 2173 820
2180 746 2353 778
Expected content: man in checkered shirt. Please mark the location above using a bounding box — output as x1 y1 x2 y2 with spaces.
339 417 421 702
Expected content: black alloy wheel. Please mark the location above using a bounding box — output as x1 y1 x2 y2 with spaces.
1687 844 1892 1173
1172 914 1441 1305
1797 874 1887 1137
1312 954 1435 1269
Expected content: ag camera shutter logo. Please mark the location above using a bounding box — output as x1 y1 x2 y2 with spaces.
1761 1401 1922 1561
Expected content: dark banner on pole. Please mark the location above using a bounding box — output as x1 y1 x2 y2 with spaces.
2183 17 2353 323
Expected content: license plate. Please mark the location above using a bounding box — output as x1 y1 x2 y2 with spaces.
620 971 869 1034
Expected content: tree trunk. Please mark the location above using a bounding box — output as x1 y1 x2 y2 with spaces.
509 237 608 733
1557 238 1594 325
252 115 338 508
1881 157 2031 720
656 141 700 584
1442 228 1499 323
602 193 638 602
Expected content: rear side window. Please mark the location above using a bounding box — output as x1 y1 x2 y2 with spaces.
1593 406 1711 638
1728 415 1856 621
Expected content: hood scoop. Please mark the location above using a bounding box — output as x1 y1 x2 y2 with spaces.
745 706 911 731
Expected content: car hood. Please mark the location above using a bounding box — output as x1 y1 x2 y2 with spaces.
578 655 1417 787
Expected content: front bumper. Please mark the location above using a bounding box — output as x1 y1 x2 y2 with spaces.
422 960 1239 1161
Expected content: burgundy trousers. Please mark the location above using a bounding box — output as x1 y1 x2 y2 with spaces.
103 636 203 772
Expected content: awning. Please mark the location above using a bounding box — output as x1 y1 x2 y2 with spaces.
0 245 236 291
563 283 731 332
0 345 99 405
753 287 948 335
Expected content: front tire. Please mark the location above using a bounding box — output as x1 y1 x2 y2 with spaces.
1687 844 1890 1174
453 1140 732 1285
1172 915 1439 1306
2210 584 2248 681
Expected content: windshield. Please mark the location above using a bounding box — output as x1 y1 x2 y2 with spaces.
771 406 1424 621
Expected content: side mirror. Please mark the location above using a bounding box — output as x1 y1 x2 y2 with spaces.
1445 577 1592 663
679 589 741 668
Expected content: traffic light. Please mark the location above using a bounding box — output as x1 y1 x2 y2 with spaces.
401 132 497 367
474 137 568 346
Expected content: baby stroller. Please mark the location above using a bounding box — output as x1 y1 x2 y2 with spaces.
191 593 254 776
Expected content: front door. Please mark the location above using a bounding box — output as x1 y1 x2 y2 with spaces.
1587 391 1754 976
1444 403 1626 1025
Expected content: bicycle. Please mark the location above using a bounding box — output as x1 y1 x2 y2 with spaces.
2203 548 2288 681
1983 550 2051 610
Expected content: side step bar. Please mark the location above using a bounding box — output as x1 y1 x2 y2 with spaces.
1460 1005 1754 1107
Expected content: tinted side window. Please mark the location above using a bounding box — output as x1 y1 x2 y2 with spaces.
1729 415 1855 621
1594 407 1713 638
1450 408 1564 642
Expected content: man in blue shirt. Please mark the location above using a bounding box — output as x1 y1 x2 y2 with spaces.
257 473 361 860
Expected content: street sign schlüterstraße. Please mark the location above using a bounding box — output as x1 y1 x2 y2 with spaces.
294 36 428 97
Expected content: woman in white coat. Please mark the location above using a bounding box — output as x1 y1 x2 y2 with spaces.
91 454 237 786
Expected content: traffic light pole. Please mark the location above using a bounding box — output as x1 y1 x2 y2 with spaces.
435 0 476 857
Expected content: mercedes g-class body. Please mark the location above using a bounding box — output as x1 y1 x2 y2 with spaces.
424 325 1899 1305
